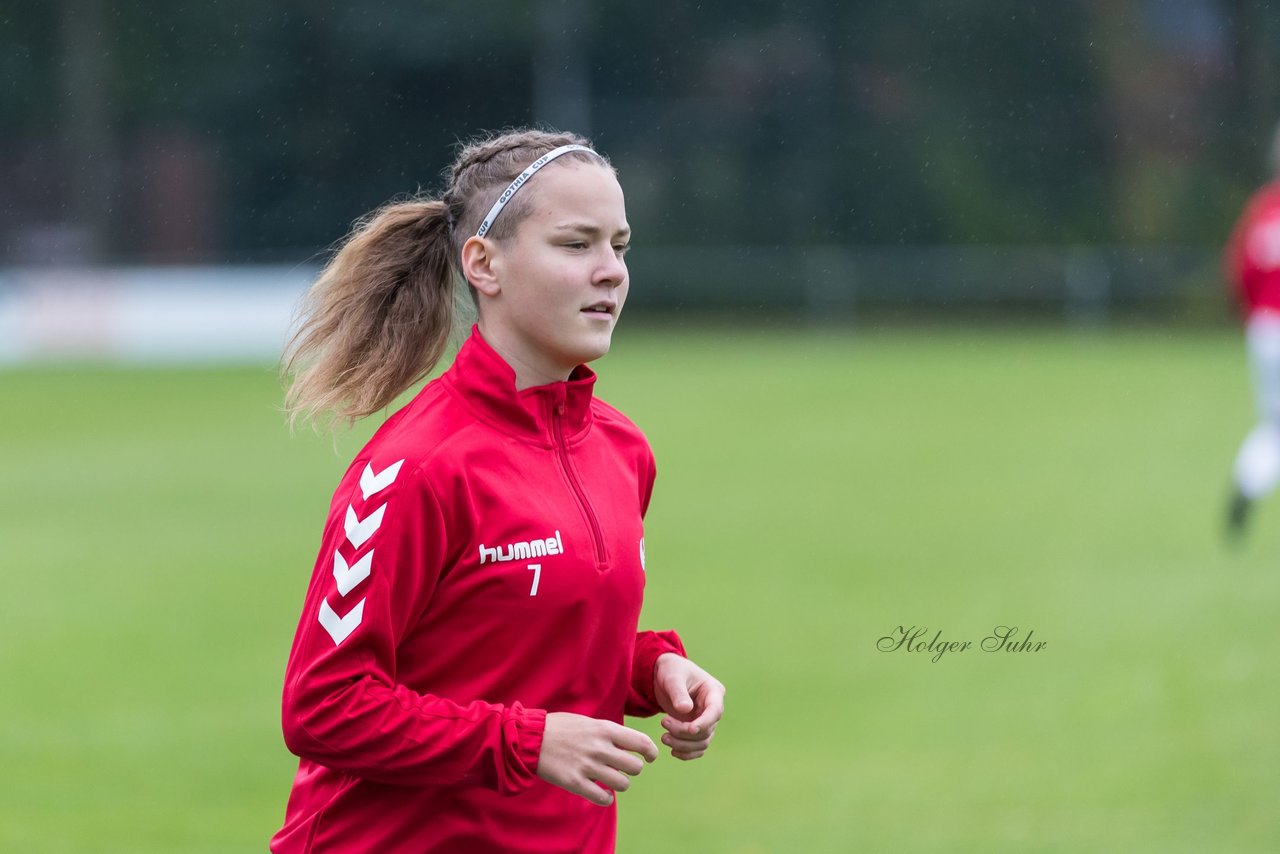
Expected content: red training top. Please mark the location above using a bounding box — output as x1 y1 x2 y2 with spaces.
1225 180 1280 318
271 327 685 853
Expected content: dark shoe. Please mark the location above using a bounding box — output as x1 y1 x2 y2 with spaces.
1227 490 1252 540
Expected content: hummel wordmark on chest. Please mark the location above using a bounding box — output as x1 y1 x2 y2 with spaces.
477 530 564 564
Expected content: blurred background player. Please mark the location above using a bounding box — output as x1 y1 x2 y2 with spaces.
1224 123 1280 537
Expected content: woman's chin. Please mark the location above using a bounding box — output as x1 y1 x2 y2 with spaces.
566 329 615 366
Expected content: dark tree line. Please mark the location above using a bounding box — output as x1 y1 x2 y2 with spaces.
1 0 1276 264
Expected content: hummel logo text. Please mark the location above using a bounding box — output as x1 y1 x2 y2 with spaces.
479 530 564 564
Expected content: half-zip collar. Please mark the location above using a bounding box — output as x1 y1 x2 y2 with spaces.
441 325 596 447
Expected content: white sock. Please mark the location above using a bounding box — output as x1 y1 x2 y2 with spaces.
1235 421 1280 500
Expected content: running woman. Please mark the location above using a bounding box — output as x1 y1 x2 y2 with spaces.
1226 126 1280 537
270 128 725 852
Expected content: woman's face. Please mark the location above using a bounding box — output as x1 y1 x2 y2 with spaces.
479 162 630 384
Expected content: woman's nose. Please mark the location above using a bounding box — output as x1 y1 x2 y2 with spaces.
596 249 627 286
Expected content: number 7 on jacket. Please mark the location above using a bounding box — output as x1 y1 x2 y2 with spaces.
527 563 541 596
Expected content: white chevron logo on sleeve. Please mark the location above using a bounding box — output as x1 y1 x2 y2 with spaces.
360 459 405 500
318 597 365 646
345 503 386 549
332 549 373 597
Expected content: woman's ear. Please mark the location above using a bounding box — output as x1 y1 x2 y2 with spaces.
461 236 501 298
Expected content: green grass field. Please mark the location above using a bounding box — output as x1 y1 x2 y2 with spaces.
3 326 1279 852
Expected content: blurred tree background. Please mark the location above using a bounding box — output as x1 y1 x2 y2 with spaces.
1 0 1277 265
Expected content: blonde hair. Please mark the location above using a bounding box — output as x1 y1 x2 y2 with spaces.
282 128 609 428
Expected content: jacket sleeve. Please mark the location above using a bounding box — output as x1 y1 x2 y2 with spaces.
625 436 687 717
626 629 687 717
280 457 545 793
1225 202 1253 313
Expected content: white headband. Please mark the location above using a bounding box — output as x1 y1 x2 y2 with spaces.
474 144 598 238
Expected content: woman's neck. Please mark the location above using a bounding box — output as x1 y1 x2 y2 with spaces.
476 321 571 391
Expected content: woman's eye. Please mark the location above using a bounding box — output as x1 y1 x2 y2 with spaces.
614 244 630 255
565 241 587 250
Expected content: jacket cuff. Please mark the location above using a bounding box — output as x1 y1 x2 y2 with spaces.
627 629 687 717
499 702 547 796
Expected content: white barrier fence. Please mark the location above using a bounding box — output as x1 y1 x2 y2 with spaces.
0 265 318 364
0 246 1224 364
624 244 1222 322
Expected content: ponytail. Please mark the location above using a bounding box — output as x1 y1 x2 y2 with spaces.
283 126 607 430
283 197 458 429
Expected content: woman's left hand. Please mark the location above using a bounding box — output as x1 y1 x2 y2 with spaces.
652 653 725 761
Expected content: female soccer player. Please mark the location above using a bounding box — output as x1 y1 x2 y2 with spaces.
1225 125 1280 538
270 129 725 852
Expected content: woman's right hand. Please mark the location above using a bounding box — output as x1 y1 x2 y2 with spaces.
535 712 658 806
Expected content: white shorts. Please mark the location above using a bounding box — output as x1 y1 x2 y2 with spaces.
1234 312 1280 498
1247 311 1280 422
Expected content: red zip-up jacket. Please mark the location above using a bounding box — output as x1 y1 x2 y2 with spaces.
1226 180 1280 319
271 327 685 853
